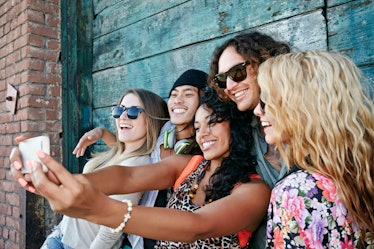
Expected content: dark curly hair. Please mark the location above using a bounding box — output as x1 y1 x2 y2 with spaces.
197 87 257 202
209 31 290 101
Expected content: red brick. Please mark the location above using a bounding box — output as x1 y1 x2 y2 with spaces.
28 33 45 47
0 113 12 123
46 39 59 50
28 22 58 39
7 26 21 44
2 226 8 238
28 46 59 62
12 206 20 220
0 204 11 216
47 15 60 28
0 214 5 225
5 50 21 64
46 109 60 120
27 9 45 24
0 122 20 134
6 215 20 231
13 34 29 50
21 120 46 132
49 85 60 97
6 193 19 206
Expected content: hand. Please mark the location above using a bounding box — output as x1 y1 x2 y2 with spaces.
72 127 103 158
10 135 60 193
29 151 110 220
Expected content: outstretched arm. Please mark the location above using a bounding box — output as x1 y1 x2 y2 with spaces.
28 152 271 243
73 127 116 158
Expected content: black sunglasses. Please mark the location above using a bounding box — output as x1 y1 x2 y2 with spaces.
112 106 144 119
259 98 266 113
214 61 251 89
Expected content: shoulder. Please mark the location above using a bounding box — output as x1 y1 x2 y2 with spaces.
232 177 271 198
271 170 336 206
119 155 151 166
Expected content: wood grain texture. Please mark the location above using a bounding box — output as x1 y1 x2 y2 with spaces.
86 0 373 140
92 0 324 71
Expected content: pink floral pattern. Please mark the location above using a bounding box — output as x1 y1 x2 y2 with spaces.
266 169 372 248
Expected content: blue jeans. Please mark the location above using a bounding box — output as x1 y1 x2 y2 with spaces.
40 224 73 249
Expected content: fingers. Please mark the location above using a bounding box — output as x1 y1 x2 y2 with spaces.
72 128 102 157
14 135 33 143
35 151 82 193
10 151 38 194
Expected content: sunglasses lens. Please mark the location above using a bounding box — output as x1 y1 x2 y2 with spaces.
112 106 123 118
126 107 141 119
229 64 247 82
214 62 249 89
214 75 227 89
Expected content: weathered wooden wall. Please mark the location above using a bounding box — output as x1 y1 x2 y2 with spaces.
86 0 373 141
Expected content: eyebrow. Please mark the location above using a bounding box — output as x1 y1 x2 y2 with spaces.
171 87 198 93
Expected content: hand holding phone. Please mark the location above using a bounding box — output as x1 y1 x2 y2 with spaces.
19 136 50 173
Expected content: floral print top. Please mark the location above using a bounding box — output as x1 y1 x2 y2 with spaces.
266 169 372 249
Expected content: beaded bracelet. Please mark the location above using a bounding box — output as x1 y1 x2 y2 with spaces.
110 199 133 233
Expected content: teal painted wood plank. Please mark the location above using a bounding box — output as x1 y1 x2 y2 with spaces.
327 0 374 66
93 0 188 38
93 0 123 14
94 107 116 133
92 0 324 71
361 66 374 99
327 0 356 7
92 11 327 108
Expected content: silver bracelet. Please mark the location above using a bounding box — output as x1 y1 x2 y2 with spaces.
110 199 133 233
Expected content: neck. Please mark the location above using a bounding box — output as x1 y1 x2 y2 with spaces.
265 144 282 172
175 124 194 141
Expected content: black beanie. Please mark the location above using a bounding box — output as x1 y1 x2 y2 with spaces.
169 69 208 96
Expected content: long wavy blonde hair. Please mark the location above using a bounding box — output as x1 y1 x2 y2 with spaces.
258 51 374 242
83 88 169 173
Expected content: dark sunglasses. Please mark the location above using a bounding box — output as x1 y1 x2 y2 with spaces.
259 98 266 113
112 106 144 119
214 61 251 89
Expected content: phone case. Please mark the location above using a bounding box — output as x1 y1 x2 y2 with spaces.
19 136 50 173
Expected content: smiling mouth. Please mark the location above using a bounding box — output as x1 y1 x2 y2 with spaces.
233 89 248 99
120 123 133 129
202 141 215 150
261 121 271 127
172 108 187 114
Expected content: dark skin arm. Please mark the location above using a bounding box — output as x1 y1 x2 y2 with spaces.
28 152 270 243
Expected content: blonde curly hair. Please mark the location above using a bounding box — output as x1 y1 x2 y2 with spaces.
258 51 374 244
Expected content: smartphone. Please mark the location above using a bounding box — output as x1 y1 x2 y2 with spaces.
19 136 50 173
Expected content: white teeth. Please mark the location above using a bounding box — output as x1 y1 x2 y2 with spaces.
234 89 247 98
120 123 132 129
202 141 215 149
173 108 186 114
261 121 270 127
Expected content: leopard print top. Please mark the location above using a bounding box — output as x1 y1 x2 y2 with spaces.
155 160 242 249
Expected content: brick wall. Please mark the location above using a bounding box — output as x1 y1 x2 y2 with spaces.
0 0 62 248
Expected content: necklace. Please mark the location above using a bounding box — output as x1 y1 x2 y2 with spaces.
189 162 211 201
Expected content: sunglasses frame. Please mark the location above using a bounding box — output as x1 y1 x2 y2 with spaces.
214 61 251 89
112 105 144 119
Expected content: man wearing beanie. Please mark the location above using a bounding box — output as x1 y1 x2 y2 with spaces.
71 69 208 249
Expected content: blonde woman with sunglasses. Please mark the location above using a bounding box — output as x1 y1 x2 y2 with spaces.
254 51 374 248
39 88 169 249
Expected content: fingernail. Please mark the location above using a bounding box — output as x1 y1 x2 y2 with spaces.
36 150 46 158
18 178 28 187
13 161 22 170
28 186 36 193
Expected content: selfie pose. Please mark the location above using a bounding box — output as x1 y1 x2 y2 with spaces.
11 87 270 248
